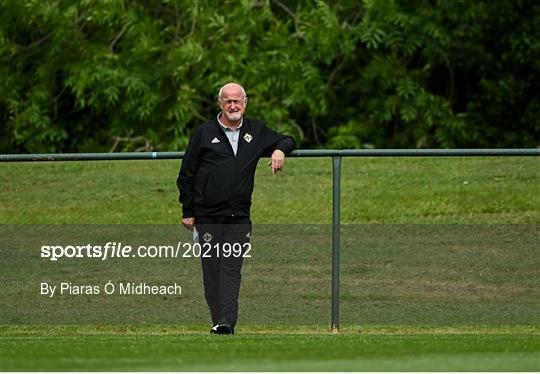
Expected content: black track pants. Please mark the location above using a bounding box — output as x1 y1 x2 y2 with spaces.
195 216 252 326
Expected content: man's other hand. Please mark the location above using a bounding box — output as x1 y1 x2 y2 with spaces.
182 217 195 231
267 149 285 174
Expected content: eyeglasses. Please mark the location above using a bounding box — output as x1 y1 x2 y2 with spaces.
220 99 247 106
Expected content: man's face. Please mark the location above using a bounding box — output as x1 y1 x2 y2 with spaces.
219 86 247 123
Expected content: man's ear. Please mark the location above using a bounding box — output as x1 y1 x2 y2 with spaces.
217 99 223 110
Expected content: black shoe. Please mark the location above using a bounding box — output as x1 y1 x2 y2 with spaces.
210 325 219 334
215 324 234 335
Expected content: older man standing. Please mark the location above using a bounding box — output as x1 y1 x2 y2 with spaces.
177 83 295 334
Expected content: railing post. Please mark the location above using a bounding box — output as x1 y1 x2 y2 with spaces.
331 155 341 333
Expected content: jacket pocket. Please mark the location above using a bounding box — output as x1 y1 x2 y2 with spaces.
204 171 232 205
194 171 208 203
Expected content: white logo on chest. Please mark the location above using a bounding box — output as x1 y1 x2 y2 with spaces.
211 137 220 144
243 133 253 143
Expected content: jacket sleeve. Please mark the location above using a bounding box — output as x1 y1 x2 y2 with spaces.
261 124 296 157
176 128 203 218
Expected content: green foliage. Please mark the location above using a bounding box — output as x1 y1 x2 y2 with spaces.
1 0 538 152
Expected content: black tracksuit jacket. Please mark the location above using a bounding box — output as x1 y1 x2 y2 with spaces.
177 117 295 218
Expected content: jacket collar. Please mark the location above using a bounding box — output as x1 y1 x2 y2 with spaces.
211 117 251 157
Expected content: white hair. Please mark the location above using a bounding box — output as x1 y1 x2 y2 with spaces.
218 84 247 102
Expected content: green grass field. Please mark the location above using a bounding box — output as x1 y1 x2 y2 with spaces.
1 156 539 371
2 325 539 371
1 157 538 224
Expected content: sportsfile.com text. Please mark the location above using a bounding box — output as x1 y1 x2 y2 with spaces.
40 242 252 261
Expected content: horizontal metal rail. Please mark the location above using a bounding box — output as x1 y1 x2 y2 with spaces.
0 148 539 162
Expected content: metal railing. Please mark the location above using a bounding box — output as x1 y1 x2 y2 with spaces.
2 148 539 332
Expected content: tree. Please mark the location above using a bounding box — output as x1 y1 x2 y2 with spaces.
1 0 538 153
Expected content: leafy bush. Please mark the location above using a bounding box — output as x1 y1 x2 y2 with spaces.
1 0 538 152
